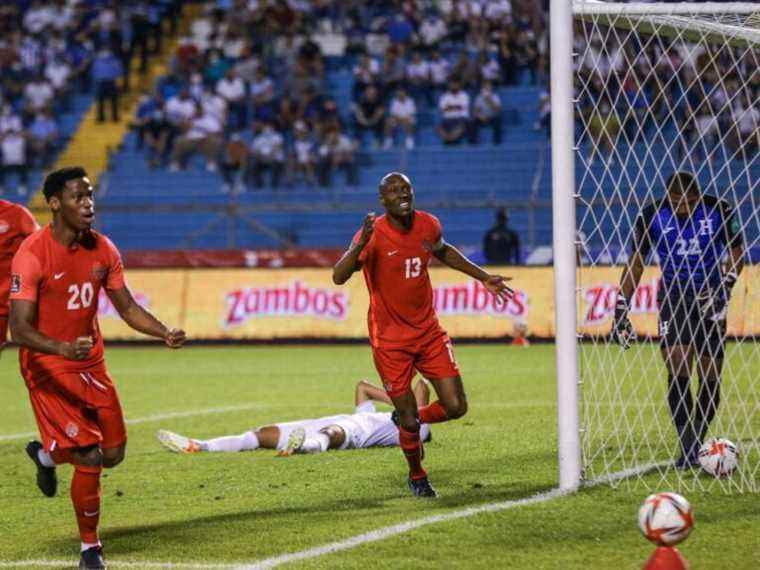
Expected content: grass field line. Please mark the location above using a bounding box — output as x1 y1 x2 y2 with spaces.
0 401 555 443
233 463 663 570
0 462 662 569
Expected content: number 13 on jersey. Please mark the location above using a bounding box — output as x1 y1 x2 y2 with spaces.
404 257 421 279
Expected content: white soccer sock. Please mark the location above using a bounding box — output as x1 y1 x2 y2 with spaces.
37 449 56 468
202 431 259 453
81 541 101 551
301 433 330 454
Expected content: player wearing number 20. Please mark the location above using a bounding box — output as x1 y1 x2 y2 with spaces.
9 167 186 569
333 172 513 498
612 172 744 469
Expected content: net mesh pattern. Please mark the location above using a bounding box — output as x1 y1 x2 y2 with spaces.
572 3 759 491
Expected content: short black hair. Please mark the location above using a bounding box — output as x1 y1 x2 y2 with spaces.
379 171 410 193
43 166 88 201
666 171 700 195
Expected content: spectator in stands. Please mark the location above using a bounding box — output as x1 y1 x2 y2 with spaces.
478 52 502 86
484 1 513 28
0 104 22 135
66 33 95 93
92 48 124 122
451 52 478 89
380 46 407 100
165 87 197 159
352 53 380 102
732 95 758 155
220 132 248 194
318 126 358 188
44 53 72 110
170 103 223 172
317 98 342 138
23 74 54 119
418 10 448 52
437 80 471 145
406 51 432 106
27 110 59 168
217 68 247 131
428 50 451 98
387 12 415 47
472 81 503 145
513 29 539 85
276 93 300 138
483 208 520 266
291 121 317 186
534 89 551 138
247 121 285 188
0 127 29 196
384 88 417 150
132 92 170 168
250 67 276 123
200 85 228 126
353 85 385 148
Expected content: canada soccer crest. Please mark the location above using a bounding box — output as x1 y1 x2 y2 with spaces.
0 219 9 233
65 422 79 438
10 274 21 293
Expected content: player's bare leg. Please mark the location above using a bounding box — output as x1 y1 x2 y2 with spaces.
391 389 437 498
662 345 699 467
418 375 467 424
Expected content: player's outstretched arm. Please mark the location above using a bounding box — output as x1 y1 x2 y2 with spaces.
612 250 644 349
107 286 186 348
333 212 375 285
355 379 392 406
433 241 513 303
10 300 93 359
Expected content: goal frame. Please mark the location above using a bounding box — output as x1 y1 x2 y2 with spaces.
550 0 759 491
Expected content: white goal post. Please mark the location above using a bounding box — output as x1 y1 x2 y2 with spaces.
551 1 759 491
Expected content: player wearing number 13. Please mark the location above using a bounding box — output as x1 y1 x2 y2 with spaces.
612 172 744 469
9 167 186 569
333 172 513 498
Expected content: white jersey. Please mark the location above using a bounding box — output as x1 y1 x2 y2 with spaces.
274 401 430 451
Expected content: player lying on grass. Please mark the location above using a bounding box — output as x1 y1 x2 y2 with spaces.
612 171 744 468
157 378 432 455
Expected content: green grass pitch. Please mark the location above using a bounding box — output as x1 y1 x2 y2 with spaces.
0 344 758 568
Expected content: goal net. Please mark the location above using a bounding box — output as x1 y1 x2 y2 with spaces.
571 2 759 491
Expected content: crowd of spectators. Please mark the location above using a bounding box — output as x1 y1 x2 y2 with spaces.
0 0 181 195
130 0 549 192
576 23 759 166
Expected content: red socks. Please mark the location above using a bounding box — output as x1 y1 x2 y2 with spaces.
399 426 427 480
418 401 449 424
71 465 102 544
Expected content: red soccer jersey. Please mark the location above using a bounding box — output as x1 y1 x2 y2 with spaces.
353 210 445 349
10 226 125 387
0 200 38 316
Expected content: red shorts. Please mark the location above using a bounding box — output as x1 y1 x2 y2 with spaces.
28 367 127 453
372 333 459 399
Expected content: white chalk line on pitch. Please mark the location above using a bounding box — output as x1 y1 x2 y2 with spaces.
0 462 661 569
0 401 555 443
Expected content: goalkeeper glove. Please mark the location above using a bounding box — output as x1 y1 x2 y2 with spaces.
697 270 738 323
610 293 636 350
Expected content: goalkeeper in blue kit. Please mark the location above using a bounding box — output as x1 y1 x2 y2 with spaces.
611 172 744 468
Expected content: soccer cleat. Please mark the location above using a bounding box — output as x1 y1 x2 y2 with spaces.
156 430 201 454
408 476 438 498
277 427 306 457
25 440 57 497
390 409 400 427
79 546 106 569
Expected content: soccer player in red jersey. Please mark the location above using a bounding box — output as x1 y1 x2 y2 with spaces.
0 198 39 354
9 167 186 569
333 172 512 497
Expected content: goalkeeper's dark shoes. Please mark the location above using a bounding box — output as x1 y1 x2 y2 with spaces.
408 476 438 498
391 409 400 427
79 546 106 569
25 440 57 497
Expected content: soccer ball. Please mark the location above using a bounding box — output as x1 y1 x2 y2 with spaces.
698 438 739 478
638 492 694 546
